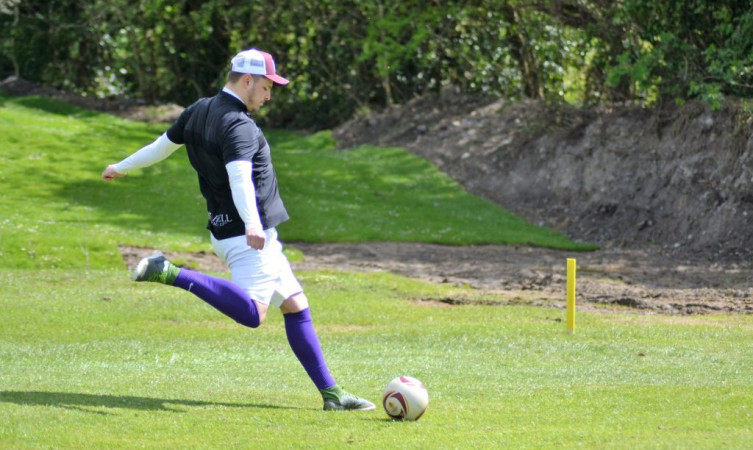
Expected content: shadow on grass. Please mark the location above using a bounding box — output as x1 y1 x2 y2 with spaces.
0 390 303 415
55 175 205 239
1 96 101 119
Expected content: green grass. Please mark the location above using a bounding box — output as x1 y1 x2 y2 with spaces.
0 94 594 270
1 269 751 448
1 95 750 448
269 130 587 248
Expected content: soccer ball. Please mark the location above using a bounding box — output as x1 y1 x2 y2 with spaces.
382 376 429 421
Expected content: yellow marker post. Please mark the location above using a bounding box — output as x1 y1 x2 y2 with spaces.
566 258 576 334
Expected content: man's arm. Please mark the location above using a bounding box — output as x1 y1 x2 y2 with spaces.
101 133 181 181
226 160 266 250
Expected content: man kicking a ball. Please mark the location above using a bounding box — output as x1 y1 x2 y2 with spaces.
101 48 375 412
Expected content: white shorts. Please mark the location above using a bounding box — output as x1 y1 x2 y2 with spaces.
210 227 302 308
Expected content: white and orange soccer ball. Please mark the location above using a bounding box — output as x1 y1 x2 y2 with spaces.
381 376 429 421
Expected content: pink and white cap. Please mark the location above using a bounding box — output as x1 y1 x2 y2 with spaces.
230 49 289 86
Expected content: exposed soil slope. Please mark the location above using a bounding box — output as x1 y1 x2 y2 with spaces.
334 88 753 261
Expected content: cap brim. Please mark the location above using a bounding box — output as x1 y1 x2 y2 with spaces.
265 74 290 86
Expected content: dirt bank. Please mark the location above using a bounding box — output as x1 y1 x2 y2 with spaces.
334 88 753 261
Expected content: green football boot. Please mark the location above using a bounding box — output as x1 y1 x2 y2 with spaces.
321 384 376 411
131 252 180 285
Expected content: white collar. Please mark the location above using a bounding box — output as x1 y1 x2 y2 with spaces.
222 86 244 104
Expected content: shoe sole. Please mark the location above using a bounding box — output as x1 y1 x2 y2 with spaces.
131 251 163 281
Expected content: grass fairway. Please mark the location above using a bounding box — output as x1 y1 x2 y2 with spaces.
1 269 751 448
0 94 593 271
1 95 751 448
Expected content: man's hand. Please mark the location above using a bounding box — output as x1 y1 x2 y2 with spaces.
102 165 125 181
246 227 266 250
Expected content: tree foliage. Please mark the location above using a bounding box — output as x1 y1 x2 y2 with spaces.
1 0 751 128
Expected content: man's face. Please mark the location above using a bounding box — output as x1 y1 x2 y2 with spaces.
245 76 273 112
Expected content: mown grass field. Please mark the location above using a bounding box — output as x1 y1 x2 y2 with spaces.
0 94 595 271
0 95 751 448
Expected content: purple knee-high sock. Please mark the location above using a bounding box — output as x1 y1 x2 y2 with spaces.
284 308 336 390
173 268 260 328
